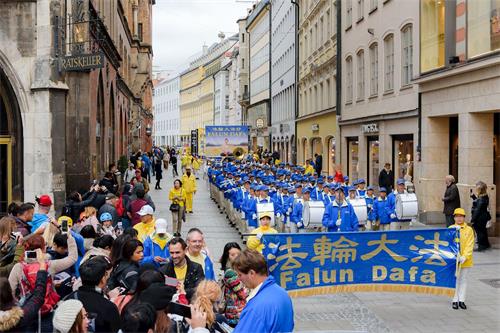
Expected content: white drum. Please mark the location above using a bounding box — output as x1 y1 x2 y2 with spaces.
257 202 275 227
350 198 368 224
303 200 325 227
396 193 418 220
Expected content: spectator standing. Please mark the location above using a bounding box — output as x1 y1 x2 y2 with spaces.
97 193 119 226
0 217 24 277
154 158 163 190
442 175 461 227
378 163 394 193
141 219 172 268
124 163 136 184
128 189 149 226
52 299 90 333
107 238 143 293
232 249 294 333
133 205 156 242
471 181 491 251
186 228 215 280
314 153 323 176
169 179 187 236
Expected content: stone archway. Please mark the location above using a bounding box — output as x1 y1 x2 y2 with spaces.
0 65 24 215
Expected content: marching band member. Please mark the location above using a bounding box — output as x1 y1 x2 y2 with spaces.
247 212 278 253
373 187 391 231
290 188 311 233
322 186 358 232
311 180 325 202
365 186 376 230
356 179 367 198
388 178 411 230
242 185 259 232
347 186 357 203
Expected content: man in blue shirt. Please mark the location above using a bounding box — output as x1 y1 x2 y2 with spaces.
233 249 294 333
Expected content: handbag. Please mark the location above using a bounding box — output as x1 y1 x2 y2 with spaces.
169 203 180 212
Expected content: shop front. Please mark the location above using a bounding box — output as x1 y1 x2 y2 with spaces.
247 101 270 151
340 116 418 188
296 111 338 175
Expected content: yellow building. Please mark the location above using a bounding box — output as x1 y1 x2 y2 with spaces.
297 0 338 175
179 37 239 150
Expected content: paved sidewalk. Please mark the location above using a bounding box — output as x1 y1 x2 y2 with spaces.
149 168 500 333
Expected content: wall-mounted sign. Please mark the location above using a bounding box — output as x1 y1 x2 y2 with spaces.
191 129 199 156
256 118 265 128
361 123 379 134
59 52 104 72
311 124 319 131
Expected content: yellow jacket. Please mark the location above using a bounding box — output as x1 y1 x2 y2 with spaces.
181 155 191 167
134 218 156 242
304 164 314 175
247 226 278 253
169 187 187 207
192 158 201 170
181 174 197 193
449 223 474 268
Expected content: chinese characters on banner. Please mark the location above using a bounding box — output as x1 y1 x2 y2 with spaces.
262 229 459 297
205 126 249 157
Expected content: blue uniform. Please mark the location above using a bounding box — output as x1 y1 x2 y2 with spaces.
373 196 392 225
365 195 376 221
242 195 258 228
387 191 412 223
141 236 171 269
290 198 305 229
322 200 359 232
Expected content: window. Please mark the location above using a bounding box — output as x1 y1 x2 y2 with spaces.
369 43 378 96
368 137 380 185
348 138 359 180
346 56 353 103
357 50 365 100
420 0 445 72
358 0 364 20
242 58 245 69
327 10 331 37
346 0 353 28
370 0 377 12
401 25 413 86
138 23 143 42
468 1 500 57
384 34 394 91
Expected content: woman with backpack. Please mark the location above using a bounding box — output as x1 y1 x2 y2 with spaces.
7 233 78 331
0 249 48 332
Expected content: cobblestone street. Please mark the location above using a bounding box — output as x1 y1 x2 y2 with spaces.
150 170 500 333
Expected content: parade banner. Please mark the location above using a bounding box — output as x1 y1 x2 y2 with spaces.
262 229 459 297
205 126 249 157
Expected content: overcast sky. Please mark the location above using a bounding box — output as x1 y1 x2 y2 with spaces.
152 0 252 73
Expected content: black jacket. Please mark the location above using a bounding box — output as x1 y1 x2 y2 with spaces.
108 260 140 293
471 195 490 226
64 285 121 333
378 169 394 191
443 183 461 215
65 191 97 222
159 256 205 301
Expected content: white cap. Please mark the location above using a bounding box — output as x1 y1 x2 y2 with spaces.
155 218 168 234
138 205 154 216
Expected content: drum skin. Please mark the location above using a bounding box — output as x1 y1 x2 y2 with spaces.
303 201 325 227
396 193 418 220
350 198 368 223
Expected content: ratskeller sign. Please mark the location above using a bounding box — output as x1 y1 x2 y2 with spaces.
59 52 104 71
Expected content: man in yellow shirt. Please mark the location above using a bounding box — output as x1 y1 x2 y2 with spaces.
304 160 315 175
247 212 278 253
449 207 474 310
133 205 156 242
182 167 197 213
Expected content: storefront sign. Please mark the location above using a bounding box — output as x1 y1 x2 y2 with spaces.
311 124 319 131
361 123 379 134
59 52 104 71
256 118 265 128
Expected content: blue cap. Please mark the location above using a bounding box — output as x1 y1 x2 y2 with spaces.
288 187 296 193
334 185 344 192
261 185 269 192
295 183 302 188
327 175 334 180
343 176 349 181
367 185 374 191
353 180 359 186
100 212 113 222
397 178 406 185
348 186 356 192
303 188 311 194
379 187 387 192
358 178 366 184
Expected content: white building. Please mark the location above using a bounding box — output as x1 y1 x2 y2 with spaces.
153 74 181 147
228 49 242 125
214 46 242 125
271 0 296 163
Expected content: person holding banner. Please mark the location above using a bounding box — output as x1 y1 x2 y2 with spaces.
232 249 294 333
247 212 278 253
322 186 358 232
450 207 474 310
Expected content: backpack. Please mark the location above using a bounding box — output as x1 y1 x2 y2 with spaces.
20 262 60 315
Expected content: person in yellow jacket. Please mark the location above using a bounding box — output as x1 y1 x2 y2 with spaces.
449 207 474 310
181 166 197 213
181 153 191 173
247 212 278 253
192 156 201 179
169 179 187 236
304 160 315 175
133 205 156 242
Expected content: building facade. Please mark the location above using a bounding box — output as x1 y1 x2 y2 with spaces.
0 0 153 214
237 17 250 126
271 0 296 163
340 0 419 186
228 48 243 125
179 36 238 149
416 0 499 231
153 74 180 147
297 0 338 174
247 0 271 151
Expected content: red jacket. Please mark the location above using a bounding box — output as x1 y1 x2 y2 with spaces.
334 171 344 184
